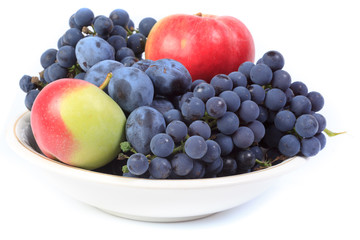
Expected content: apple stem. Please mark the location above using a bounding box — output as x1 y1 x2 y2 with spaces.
99 72 113 90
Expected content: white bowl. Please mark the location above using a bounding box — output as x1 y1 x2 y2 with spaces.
8 111 307 222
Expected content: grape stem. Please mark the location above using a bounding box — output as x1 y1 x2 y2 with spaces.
323 128 346 137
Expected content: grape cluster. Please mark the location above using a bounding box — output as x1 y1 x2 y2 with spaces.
109 50 335 179
19 8 157 110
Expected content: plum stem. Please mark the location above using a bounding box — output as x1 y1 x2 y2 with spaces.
99 72 112 90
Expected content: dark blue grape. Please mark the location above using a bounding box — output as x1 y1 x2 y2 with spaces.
165 120 188 142
312 113 326 133
74 8 94 27
56 45 76 68
193 82 215 102
278 134 300 157
109 9 129 27
191 79 206 91
257 105 268 123
290 95 312 116
264 88 286 111
307 91 324 112
25 89 40 110
126 106 166 154
188 120 211 139
238 61 254 79
184 136 207 159
163 109 183 124
201 140 221 163
148 157 172 179
236 149 256 171
46 63 68 83
217 111 239 135
206 96 227 118
210 74 233 95
250 146 263 161
262 50 284 71
274 110 296 132
107 35 126 52
139 17 157 37
69 13 81 29
145 58 192 96
108 67 154 113
185 160 205 179
150 98 174 115
248 84 265 104
150 133 174 157
232 126 254 149
221 156 237 176
181 96 205 121
94 15 114 36
171 153 194 176
290 81 308 96
271 69 291 91
247 120 265 143
233 86 251 102
127 153 149 175
40 49 57 69
214 133 234 156
285 87 295 103
295 114 319 138
127 33 146 55
315 133 326 150
205 157 223 177
301 137 321 157
219 90 240 112
250 63 273 85
228 71 247 87
261 124 284 148
115 47 135 62
110 25 127 38
237 100 259 123
19 75 36 93
62 28 83 47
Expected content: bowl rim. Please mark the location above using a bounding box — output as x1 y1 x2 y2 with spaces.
12 111 307 189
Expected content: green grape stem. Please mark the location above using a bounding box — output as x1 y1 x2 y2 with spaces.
323 128 346 137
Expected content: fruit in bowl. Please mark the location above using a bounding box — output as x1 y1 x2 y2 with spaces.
14 7 344 221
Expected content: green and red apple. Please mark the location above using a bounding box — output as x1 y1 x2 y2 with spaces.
145 13 255 82
31 78 126 170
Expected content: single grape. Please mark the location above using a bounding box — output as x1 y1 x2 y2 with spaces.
74 8 94 27
312 113 326 133
247 120 265 143
315 133 326 150
262 50 284 71
94 15 114 36
193 82 215 102
233 86 251 102
237 100 259 123
127 33 146 55
127 153 149 175
248 84 265 104
301 137 321 157
107 35 126 52
214 133 234 156
221 156 237 176
109 9 130 28
249 63 273 85
62 28 83 47
271 69 291 91
25 89 40 110
219 90 241 112
217 111 239 135
163 109 183 124
188 120 211 139
264 88 286 111
150 98 174 115
295 114 319 138
238 61 255 79
278 134 300 157
205 157 223 177
19 75 36 93
56 45 76 68
46 62 68 83
181 96 205 121
228 71 247 87
307 91 324 112
232 127 254 149
148 157 172 179
290 81 308 96
40 49 57 69
206 96 227 118
139 17 157 37
115 47 135 62
201 140 221 163
184 136 208 159
236 149 256 171
210 74 233 95
290 95 312 116
185 160 205 179
274 110 296 132
150 133 174 157
171 153 194 176
191 79 206 91
166 120 188 142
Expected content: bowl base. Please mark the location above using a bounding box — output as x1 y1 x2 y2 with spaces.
97 208 214 222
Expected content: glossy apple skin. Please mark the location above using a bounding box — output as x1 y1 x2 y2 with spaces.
31 79 126 170
145 13 255 82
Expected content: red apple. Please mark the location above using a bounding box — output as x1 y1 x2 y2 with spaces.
145 13 255 82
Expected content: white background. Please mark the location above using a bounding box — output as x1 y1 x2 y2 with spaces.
1 0 359 239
